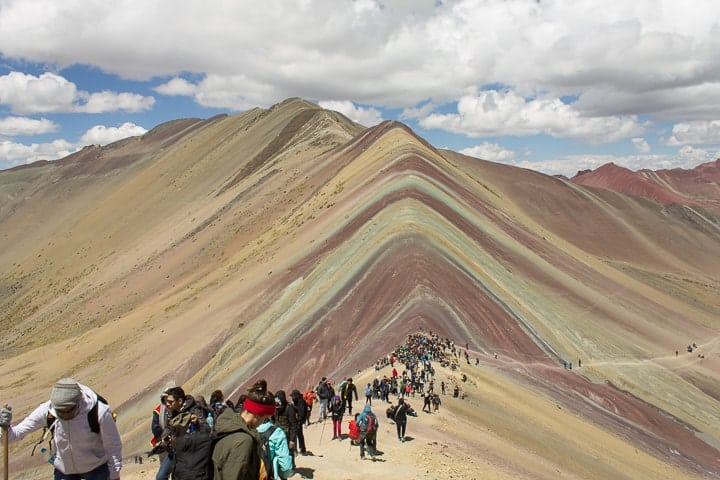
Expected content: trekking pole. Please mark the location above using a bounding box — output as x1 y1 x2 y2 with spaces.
2 404 9 480
318 418 326 445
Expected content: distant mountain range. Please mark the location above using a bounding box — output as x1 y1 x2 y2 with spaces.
1 98 718 478
571 160 720 211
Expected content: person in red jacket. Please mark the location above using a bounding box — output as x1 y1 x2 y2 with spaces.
348 413 360 445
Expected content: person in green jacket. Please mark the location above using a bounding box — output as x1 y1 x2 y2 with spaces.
212 379 276 480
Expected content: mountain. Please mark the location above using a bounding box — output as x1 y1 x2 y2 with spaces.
1 98 719 479
571 160 720 212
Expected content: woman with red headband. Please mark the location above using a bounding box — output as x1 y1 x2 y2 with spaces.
212 379 276 480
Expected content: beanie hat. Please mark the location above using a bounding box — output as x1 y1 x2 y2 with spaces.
51 378 82 410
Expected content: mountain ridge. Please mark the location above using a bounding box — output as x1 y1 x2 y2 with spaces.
1 98 719 478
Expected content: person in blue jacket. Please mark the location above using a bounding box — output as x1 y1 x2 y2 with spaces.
256 418 294 479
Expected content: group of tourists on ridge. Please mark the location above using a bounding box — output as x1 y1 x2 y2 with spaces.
0 330 467 480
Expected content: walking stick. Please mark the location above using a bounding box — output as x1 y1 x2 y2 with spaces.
318 418 326 445
2 426 7 480
2 404 9 480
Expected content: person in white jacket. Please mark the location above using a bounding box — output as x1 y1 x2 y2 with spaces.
0 378 122 480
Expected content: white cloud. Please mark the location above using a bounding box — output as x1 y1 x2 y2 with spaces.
0 138 74 167
0 71 154 114
318 100 383 126
79 122 147 146
155 77 197 96
517 151 714 178
665 120 720 146
421 91 645 144
0 116 58 136
1 0 718 119
631 137 650 153
460 142 516 163
77 91 154 114
0 121 148 169
0 72 78 114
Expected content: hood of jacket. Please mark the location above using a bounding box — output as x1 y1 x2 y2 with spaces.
214 408 253 436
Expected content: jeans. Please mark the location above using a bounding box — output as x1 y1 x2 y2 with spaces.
156 452 174 480
318 398 328 421
53 463 109 480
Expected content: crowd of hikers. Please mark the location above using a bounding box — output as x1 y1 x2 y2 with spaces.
0 330 471 480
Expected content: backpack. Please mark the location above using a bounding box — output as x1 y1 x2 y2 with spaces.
365 385 372 396
259 425 278 480
358 413 376 434
33 393 116 457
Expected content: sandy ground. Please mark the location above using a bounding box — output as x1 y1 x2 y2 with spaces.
114 356 711 480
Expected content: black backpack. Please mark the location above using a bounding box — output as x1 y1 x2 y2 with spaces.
33 393 116 457
259 425 278 480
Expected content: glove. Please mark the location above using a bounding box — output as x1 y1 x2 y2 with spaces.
0 404 12 428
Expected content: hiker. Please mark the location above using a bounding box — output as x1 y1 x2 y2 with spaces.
330 395 344 440
393 398 415 442
432 394 441 412
422 392 432 413
212 379 275 480
152 386 187 479
257 416 294 480
150 386 172 480
0 378 122 480
302 387 316 425
348 413 360 445
315 377 331 422
273 390 298 463
453 385 459 398
166 389 214 479
341 377 359 415
364 383 373 405
356 404 379 460
209 389 228 418
289 389 308 455
441 381 445 395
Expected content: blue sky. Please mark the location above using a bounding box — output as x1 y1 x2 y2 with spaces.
1 0 719 177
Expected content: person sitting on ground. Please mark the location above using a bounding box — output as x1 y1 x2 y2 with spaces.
0 378 122 480
330 395 344 440
212 379 276 480
348 413 360 446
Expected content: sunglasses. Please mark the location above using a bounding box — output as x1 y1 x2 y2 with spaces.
55 404 80 420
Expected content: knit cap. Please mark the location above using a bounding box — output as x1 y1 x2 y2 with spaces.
50 378 82 410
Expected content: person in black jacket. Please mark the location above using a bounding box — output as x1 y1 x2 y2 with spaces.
315 378 331 422
274 390 299 463
393 398 415 443
340 378 359 415
167 392 214 479
290 389 308 454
